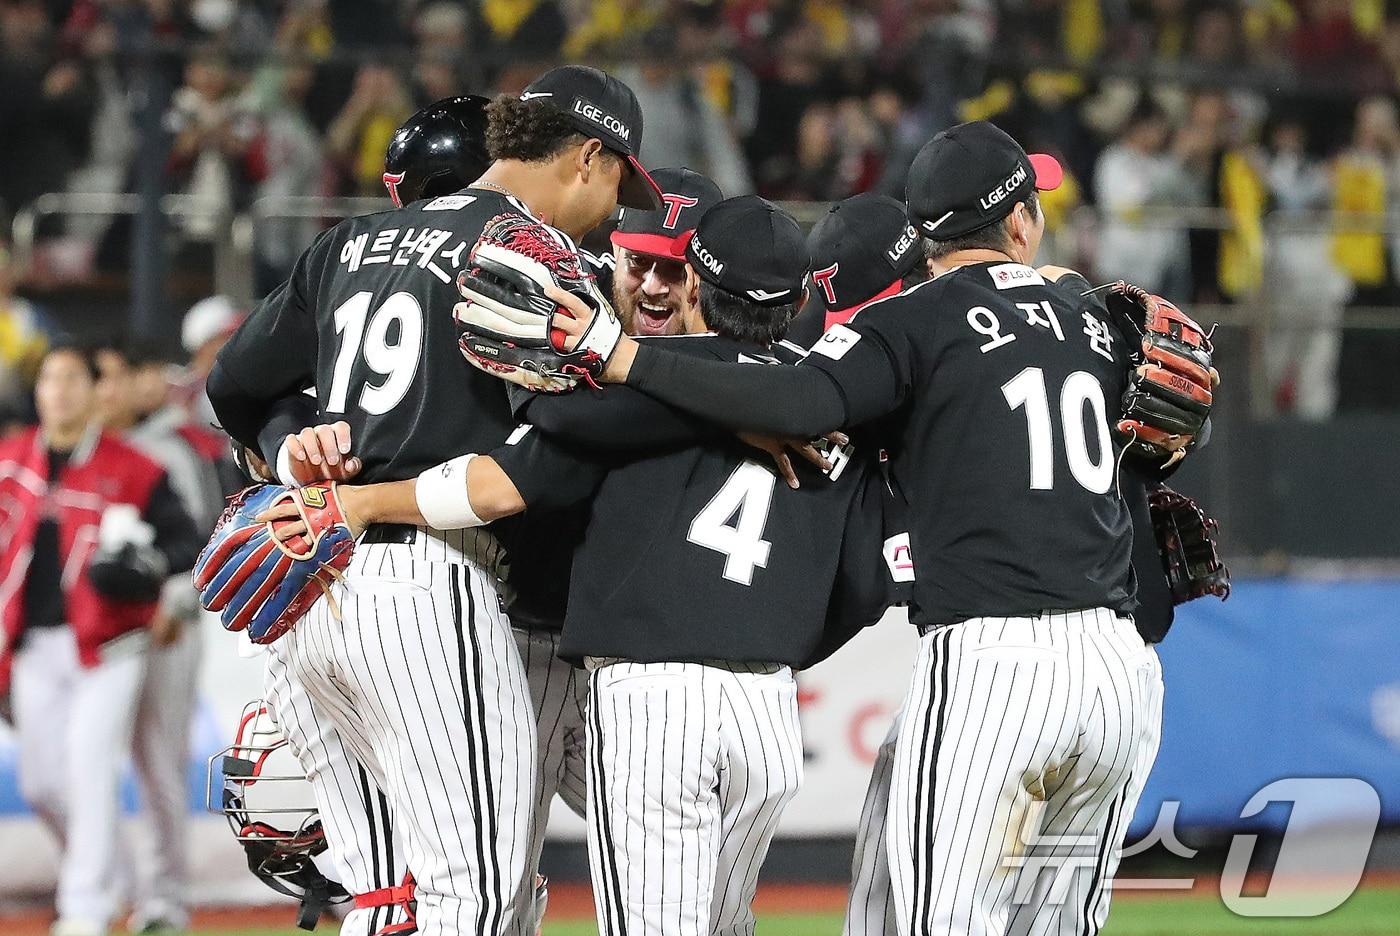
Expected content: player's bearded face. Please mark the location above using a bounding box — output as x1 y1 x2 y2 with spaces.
613 248 695 337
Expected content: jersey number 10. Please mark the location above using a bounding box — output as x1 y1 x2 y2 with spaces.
1001 366 1114 494
326 291 425 416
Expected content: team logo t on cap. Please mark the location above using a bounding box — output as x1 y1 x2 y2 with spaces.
807 193 923 321
521 65 663 210
685 195 810 306
611 167 723 258
905 121 1062 239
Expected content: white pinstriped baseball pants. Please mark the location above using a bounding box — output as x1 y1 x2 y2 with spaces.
286 538 537 936
843 706 901 936
264 639 410 936
507 627 589 933
888 609 1163 936
585 660 804 936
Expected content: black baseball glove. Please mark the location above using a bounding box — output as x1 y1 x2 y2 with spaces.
1149 485 1230 605
1100 282 1218 467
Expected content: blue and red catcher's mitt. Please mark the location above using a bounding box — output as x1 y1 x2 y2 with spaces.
193 484 354 643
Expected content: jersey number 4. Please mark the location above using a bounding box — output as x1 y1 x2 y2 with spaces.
1001 367 1114 494
688 461 777 585
326 291 424 415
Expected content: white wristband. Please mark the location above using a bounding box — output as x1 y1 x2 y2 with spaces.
274 440 298 487
415 454 483 529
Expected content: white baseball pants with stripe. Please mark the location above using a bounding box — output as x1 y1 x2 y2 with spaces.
509 628 589 932
889 610 1163 936
11 627 146 931
843 706 901 936
585 660 804 936
128 618 203 932
285 534 538 936
264 638 409 936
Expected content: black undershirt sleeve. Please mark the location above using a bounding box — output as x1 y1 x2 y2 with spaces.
207 233 326 453
624 342 852 437
146 473 202 575
488 426 606 512
256 394 320 467
516 382 724 452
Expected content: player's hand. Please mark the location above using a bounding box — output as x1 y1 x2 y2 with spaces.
738 432 839 489
543 285 638 383
149 609 183 648
257 484 368 541
284 422 363 483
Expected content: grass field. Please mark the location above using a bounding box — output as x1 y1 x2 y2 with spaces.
7 882 1399 935
113 885 1400 936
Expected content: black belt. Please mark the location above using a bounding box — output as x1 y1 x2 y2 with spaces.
361 523 418 545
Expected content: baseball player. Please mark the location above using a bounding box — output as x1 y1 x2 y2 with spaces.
262 195 892 936
543 121 1217 936
1 344 200 936
93 342 225 934
274 166 727 934
205 66 659 936
218 96 498 936
609 166 723 336
787 193 933 350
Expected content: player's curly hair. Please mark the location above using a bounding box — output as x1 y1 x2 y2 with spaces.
487 94 618 165
698 282 797 345
926 192 1040 261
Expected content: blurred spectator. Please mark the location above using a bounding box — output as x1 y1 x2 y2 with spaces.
326 64 413 196
1260 117 1351 418
1334 95 1400 411
0 0 95 222
164 47 259 250
617 26 754 196
0 242 53 420
478 0 567 60
748 21 828 195
97 341 223 933
242 58 326 291
174 294 244 429
564 0 660 59
1092 101 1189 293
0 343 198 936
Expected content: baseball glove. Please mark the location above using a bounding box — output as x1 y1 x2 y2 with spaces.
453 214 622 392
192 484 354 643
1100 281 1217 466
1149 485 1230 605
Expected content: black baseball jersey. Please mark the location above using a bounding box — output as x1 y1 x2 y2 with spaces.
496 335 891 667
802 262 1137 625
207 189 605 483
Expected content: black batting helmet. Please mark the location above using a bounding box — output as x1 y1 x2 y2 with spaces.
383 95 491 207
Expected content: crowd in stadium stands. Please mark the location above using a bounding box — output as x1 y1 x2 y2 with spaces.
2 0 1400 415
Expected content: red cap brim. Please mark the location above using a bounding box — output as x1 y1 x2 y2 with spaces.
618 155 664 209
610 230 692 259
1029 153 1063 192
825 279 904 326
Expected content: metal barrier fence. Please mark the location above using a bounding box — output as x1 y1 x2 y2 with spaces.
13 192 1400 418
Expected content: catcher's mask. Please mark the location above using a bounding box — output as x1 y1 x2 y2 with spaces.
207 700 349 929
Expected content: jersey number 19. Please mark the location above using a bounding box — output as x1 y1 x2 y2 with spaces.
326 291 425 416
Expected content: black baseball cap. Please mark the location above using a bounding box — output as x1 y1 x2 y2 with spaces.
905 121 1063 239
521 65 663 210
611 167 723 259
685 195 809 306
807 193 923 319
